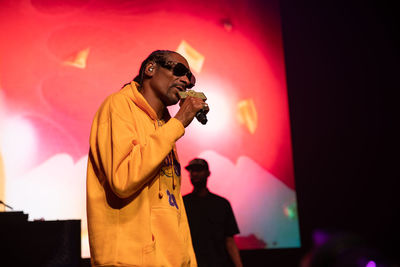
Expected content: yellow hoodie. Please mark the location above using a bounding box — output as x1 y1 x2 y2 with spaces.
87 82 197 266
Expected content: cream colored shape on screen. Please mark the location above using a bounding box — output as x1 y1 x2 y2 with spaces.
64 48 90 69
237 99 258 134
176 40 204 73
6 154 90 257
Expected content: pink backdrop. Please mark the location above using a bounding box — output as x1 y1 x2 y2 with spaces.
0 0 300 257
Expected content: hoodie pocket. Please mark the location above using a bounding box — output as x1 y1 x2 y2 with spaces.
151 207 190 265
142 236 156 266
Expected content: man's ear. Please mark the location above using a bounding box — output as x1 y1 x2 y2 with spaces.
144 63 155 77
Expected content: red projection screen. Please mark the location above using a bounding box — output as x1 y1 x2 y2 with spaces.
0 0 300 257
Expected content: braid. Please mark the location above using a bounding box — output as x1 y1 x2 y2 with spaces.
132 50 175 89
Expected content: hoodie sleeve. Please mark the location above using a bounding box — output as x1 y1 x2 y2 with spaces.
90 93 185 199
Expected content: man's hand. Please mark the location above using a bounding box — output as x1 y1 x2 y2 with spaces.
174 96 209 128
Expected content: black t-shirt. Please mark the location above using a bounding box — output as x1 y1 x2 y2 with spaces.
183 191 240 267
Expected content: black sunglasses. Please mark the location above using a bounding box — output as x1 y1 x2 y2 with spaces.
156 60 196 89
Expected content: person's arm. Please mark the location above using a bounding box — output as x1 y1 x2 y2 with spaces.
225 236 243 267
91 94 185 199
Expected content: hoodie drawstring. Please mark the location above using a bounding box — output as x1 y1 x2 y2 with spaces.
170 152 176 190
156 119 176 199
155 120 163 199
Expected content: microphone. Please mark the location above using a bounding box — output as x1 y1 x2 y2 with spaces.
195 109 208 125
178 90 208 124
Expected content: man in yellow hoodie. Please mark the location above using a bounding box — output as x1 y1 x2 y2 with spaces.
87 50 208 266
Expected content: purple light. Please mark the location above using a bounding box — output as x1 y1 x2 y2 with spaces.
312 229 331 247
366 261 376 267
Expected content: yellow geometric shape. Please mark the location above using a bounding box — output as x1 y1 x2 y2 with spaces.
176 40 204 73
237 99 258 134
64 47 90 69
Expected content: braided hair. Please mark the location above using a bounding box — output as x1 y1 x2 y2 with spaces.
131 50 176 89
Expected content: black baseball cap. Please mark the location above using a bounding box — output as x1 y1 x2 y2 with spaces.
185 158 209 171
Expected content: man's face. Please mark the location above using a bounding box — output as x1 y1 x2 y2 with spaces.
189 167 209 189
150 53 192 106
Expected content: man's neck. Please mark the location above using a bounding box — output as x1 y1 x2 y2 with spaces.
192 187 209 197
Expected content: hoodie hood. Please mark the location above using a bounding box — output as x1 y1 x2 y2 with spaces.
126 81 158 120
124 81 172 122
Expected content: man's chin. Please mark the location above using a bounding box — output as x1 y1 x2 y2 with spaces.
191 181 207 188
166 94 180 106
167 98 179 106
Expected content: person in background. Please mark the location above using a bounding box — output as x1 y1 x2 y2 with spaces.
183 158 243 267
